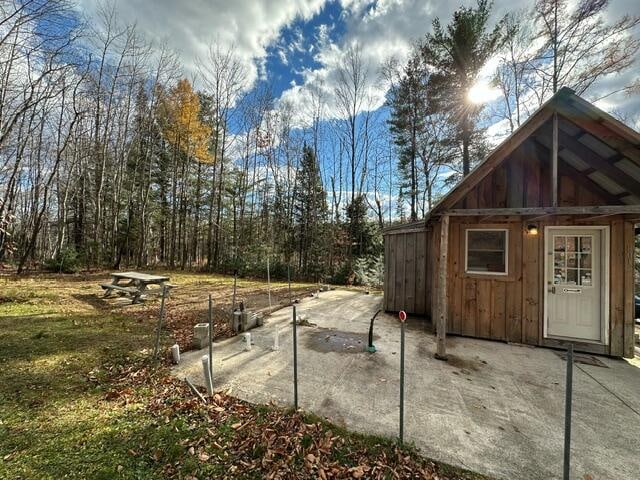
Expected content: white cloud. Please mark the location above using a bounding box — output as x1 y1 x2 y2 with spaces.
76 0 327 89
278 0 528 123
281 0 640 128
76 0 640 127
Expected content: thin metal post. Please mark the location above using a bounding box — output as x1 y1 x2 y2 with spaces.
267 257 272 309
232 270 238 313
185 377 207 404
208 294 213 382
153 286 168 358
563 343 574 480
293 305 298 409
288 264 292 305
399 319 406 444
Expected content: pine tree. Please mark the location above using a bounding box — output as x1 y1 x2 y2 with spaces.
293 144 328 279
388 52 428 221
421 0 504 176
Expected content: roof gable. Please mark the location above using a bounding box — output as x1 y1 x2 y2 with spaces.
431 87 640 215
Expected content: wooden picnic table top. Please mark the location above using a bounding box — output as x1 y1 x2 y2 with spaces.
110 271 170 283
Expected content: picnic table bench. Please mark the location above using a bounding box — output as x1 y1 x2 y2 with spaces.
101 272 174 304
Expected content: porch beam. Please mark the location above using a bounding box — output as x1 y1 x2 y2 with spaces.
552 112 559 207
443 205 640 216
575 213 620 222
435 214 449 361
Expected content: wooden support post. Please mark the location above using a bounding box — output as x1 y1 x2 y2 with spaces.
435 214 449 360
551 112 559 207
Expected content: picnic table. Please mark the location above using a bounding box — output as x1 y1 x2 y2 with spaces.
100 272 173 304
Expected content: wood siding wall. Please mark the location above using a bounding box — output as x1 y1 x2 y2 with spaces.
454 140 610 211
437 216 636 357
384 229 429 314
384 132 636 357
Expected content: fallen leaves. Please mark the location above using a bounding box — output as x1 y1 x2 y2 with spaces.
349 464 370 478
95 317 483 480
140 376 474 480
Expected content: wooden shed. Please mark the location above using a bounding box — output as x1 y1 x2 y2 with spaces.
384 87 639 358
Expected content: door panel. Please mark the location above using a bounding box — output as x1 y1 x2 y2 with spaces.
546 229 602 342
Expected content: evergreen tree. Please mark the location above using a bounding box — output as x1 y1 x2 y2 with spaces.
421 0 504 176
346 194 378 258
293 144 328 279
388 52 427 222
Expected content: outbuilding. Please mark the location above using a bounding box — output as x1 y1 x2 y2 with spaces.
384 87 639 358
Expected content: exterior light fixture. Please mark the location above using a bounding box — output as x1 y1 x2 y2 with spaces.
527 224 539 235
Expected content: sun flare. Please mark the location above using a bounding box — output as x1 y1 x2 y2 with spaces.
467 82 501 105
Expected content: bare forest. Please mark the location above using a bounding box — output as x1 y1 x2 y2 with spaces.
1 0 638 283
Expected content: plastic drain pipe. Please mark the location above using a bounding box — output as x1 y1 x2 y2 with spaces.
367 309 381 353
242 332 252 351
201 355 213 395
272 325 280 351
171 344 180 364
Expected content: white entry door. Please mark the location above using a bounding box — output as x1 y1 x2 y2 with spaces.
545 227 607 343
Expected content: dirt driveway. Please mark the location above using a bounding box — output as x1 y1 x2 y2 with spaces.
173 290 640 480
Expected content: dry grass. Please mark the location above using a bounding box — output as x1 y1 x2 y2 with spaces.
0 271 492 479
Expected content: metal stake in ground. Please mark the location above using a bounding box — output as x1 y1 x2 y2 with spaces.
293 305 298 409
267 257 272 309
208 294 213 384
232 269 238 313
287 264 292 305
153 286 168 358
563 343 574 480
398 310 407 444
185 377 207 404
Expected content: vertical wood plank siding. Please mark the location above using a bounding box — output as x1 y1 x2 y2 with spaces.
384 115 637 357
384 229 429 314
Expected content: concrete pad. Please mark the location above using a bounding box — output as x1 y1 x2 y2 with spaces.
172 290 640 480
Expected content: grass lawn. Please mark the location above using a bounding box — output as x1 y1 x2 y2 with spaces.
0 272 492 479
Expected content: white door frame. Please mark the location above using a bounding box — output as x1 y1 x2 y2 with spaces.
543 225 610 345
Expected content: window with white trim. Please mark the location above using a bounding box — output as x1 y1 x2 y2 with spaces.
465 229 508 275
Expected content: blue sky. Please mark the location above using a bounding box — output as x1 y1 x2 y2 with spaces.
72 0 640 218
262 1 346 98
75 0 640 134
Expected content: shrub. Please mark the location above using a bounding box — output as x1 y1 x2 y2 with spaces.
44 247 80 274
352 254 383 288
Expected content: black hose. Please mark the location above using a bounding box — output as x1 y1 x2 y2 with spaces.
368 309 381 352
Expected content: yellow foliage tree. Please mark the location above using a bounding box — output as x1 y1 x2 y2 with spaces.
159 79 212 163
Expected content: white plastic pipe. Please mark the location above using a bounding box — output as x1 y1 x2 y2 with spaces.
272 325 279 351
201 354 213 395
242 332 252 351
171 344 180 364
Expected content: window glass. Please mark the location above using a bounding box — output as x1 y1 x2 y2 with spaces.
466 230 507 274
552 235 593 286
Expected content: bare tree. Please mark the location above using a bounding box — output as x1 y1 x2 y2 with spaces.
334 44 372 206
198 40 246 269
532 0 640 100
